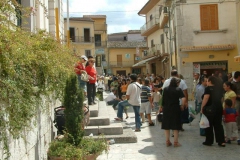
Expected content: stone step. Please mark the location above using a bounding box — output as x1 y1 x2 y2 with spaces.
84 123 123 136
89 104 98 117
88 117 110 126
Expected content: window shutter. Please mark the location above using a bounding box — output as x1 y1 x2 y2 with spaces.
200 4 218 30
200 6 209 30
209 5 218 30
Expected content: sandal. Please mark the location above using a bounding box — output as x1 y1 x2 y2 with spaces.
174 142 181 147
135 129 141 132
114 117 123 121
166 140 172 147
125 116 129 119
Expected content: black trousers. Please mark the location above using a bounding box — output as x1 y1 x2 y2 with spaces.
205 110 225 144
87 83 96 105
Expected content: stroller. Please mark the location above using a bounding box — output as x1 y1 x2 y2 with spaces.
53 106 65 135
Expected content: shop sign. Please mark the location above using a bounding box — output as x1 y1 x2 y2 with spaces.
193 63 200 74
95 48 105 55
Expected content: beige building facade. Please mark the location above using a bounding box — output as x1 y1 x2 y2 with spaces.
137 0 171 78
108 31 147 76
64 15 107 75
161 0 238 92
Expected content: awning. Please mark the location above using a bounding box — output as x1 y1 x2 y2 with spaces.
132 56 159 67
180 44 235 52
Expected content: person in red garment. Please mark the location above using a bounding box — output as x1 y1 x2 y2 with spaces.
85 58 97 105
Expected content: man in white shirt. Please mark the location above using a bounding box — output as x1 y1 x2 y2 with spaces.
104 89 121 109
115 74 142 132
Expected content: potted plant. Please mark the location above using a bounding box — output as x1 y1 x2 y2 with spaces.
48 75 108 160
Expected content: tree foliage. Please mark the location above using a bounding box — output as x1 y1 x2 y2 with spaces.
0 0 77 158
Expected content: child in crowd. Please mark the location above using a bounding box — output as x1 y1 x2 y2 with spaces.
152 87 161 113
223 99 239 144
121 95 129 119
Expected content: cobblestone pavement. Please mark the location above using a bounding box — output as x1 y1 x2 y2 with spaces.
97 97 239 160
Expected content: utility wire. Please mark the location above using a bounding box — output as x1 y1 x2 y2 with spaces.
63 10 139 13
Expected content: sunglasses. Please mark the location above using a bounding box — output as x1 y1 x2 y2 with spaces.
89 61 95 63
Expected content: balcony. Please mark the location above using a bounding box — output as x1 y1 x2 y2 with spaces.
109 61 134 67
94 24 107 31
95 41 107 47
159 7 169 29
140 17 160 36
65 36 95 43
143 44 161 57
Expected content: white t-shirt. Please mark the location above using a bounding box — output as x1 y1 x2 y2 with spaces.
162 77 188 105
104 92 116 102
162 77 188 91
126 82 141 106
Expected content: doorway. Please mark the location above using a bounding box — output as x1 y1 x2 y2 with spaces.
117 55 122 66
151 63 156 75
95 34 101 46
116 70 126 76
84 28 90 42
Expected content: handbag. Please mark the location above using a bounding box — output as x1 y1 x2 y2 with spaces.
81 71 89 82
202 87 216 117
157 112 163 122
203 104 216 116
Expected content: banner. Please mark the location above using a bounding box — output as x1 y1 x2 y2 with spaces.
193 63 200 74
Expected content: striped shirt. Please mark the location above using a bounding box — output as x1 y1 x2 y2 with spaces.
141 85 151 103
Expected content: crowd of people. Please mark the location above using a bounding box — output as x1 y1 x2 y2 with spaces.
74 55 240 147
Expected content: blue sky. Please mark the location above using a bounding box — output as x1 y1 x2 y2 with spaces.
63 0 148 33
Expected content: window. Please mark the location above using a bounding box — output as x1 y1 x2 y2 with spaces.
70 27 75 42
16 0 22 27
102 55 106 61
96 55 101 67
151 39 154 47
123 36 127 41
84 28 90 42
150 15 153 20
200 4 219 30
160 34 164 44
85 50 91 57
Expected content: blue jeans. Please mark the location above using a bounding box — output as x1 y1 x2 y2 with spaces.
133 106 141 129
117 101 141 129
107 99 120 109
117 100 130 119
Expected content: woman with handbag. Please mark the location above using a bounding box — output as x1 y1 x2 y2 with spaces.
201 76 225 147
74 55 88 97
85 58 97 105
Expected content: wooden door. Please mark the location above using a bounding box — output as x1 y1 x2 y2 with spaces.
84 28 90 42
117 55 122 66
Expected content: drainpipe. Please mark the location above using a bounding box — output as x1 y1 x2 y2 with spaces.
67 0 70 47
55 0 60 42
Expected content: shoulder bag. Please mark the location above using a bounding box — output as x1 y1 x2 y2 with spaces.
81 71 89 82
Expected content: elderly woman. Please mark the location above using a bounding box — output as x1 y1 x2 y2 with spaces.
85 58 97 105
201 76 225 147
161 78 186 147
74 55 88 96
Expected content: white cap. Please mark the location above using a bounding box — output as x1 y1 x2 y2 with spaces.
80 55 88 61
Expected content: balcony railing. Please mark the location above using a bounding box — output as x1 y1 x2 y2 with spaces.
143 44 161 57
109 61 134 67
140 16 159 36
94 24 107 31
160 7 169 29
95 41 107 47
65 36 94 43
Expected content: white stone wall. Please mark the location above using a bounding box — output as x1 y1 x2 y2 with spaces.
0 97 61 160
127 34 145 41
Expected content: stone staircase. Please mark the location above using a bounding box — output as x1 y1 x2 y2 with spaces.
84 93 137 143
